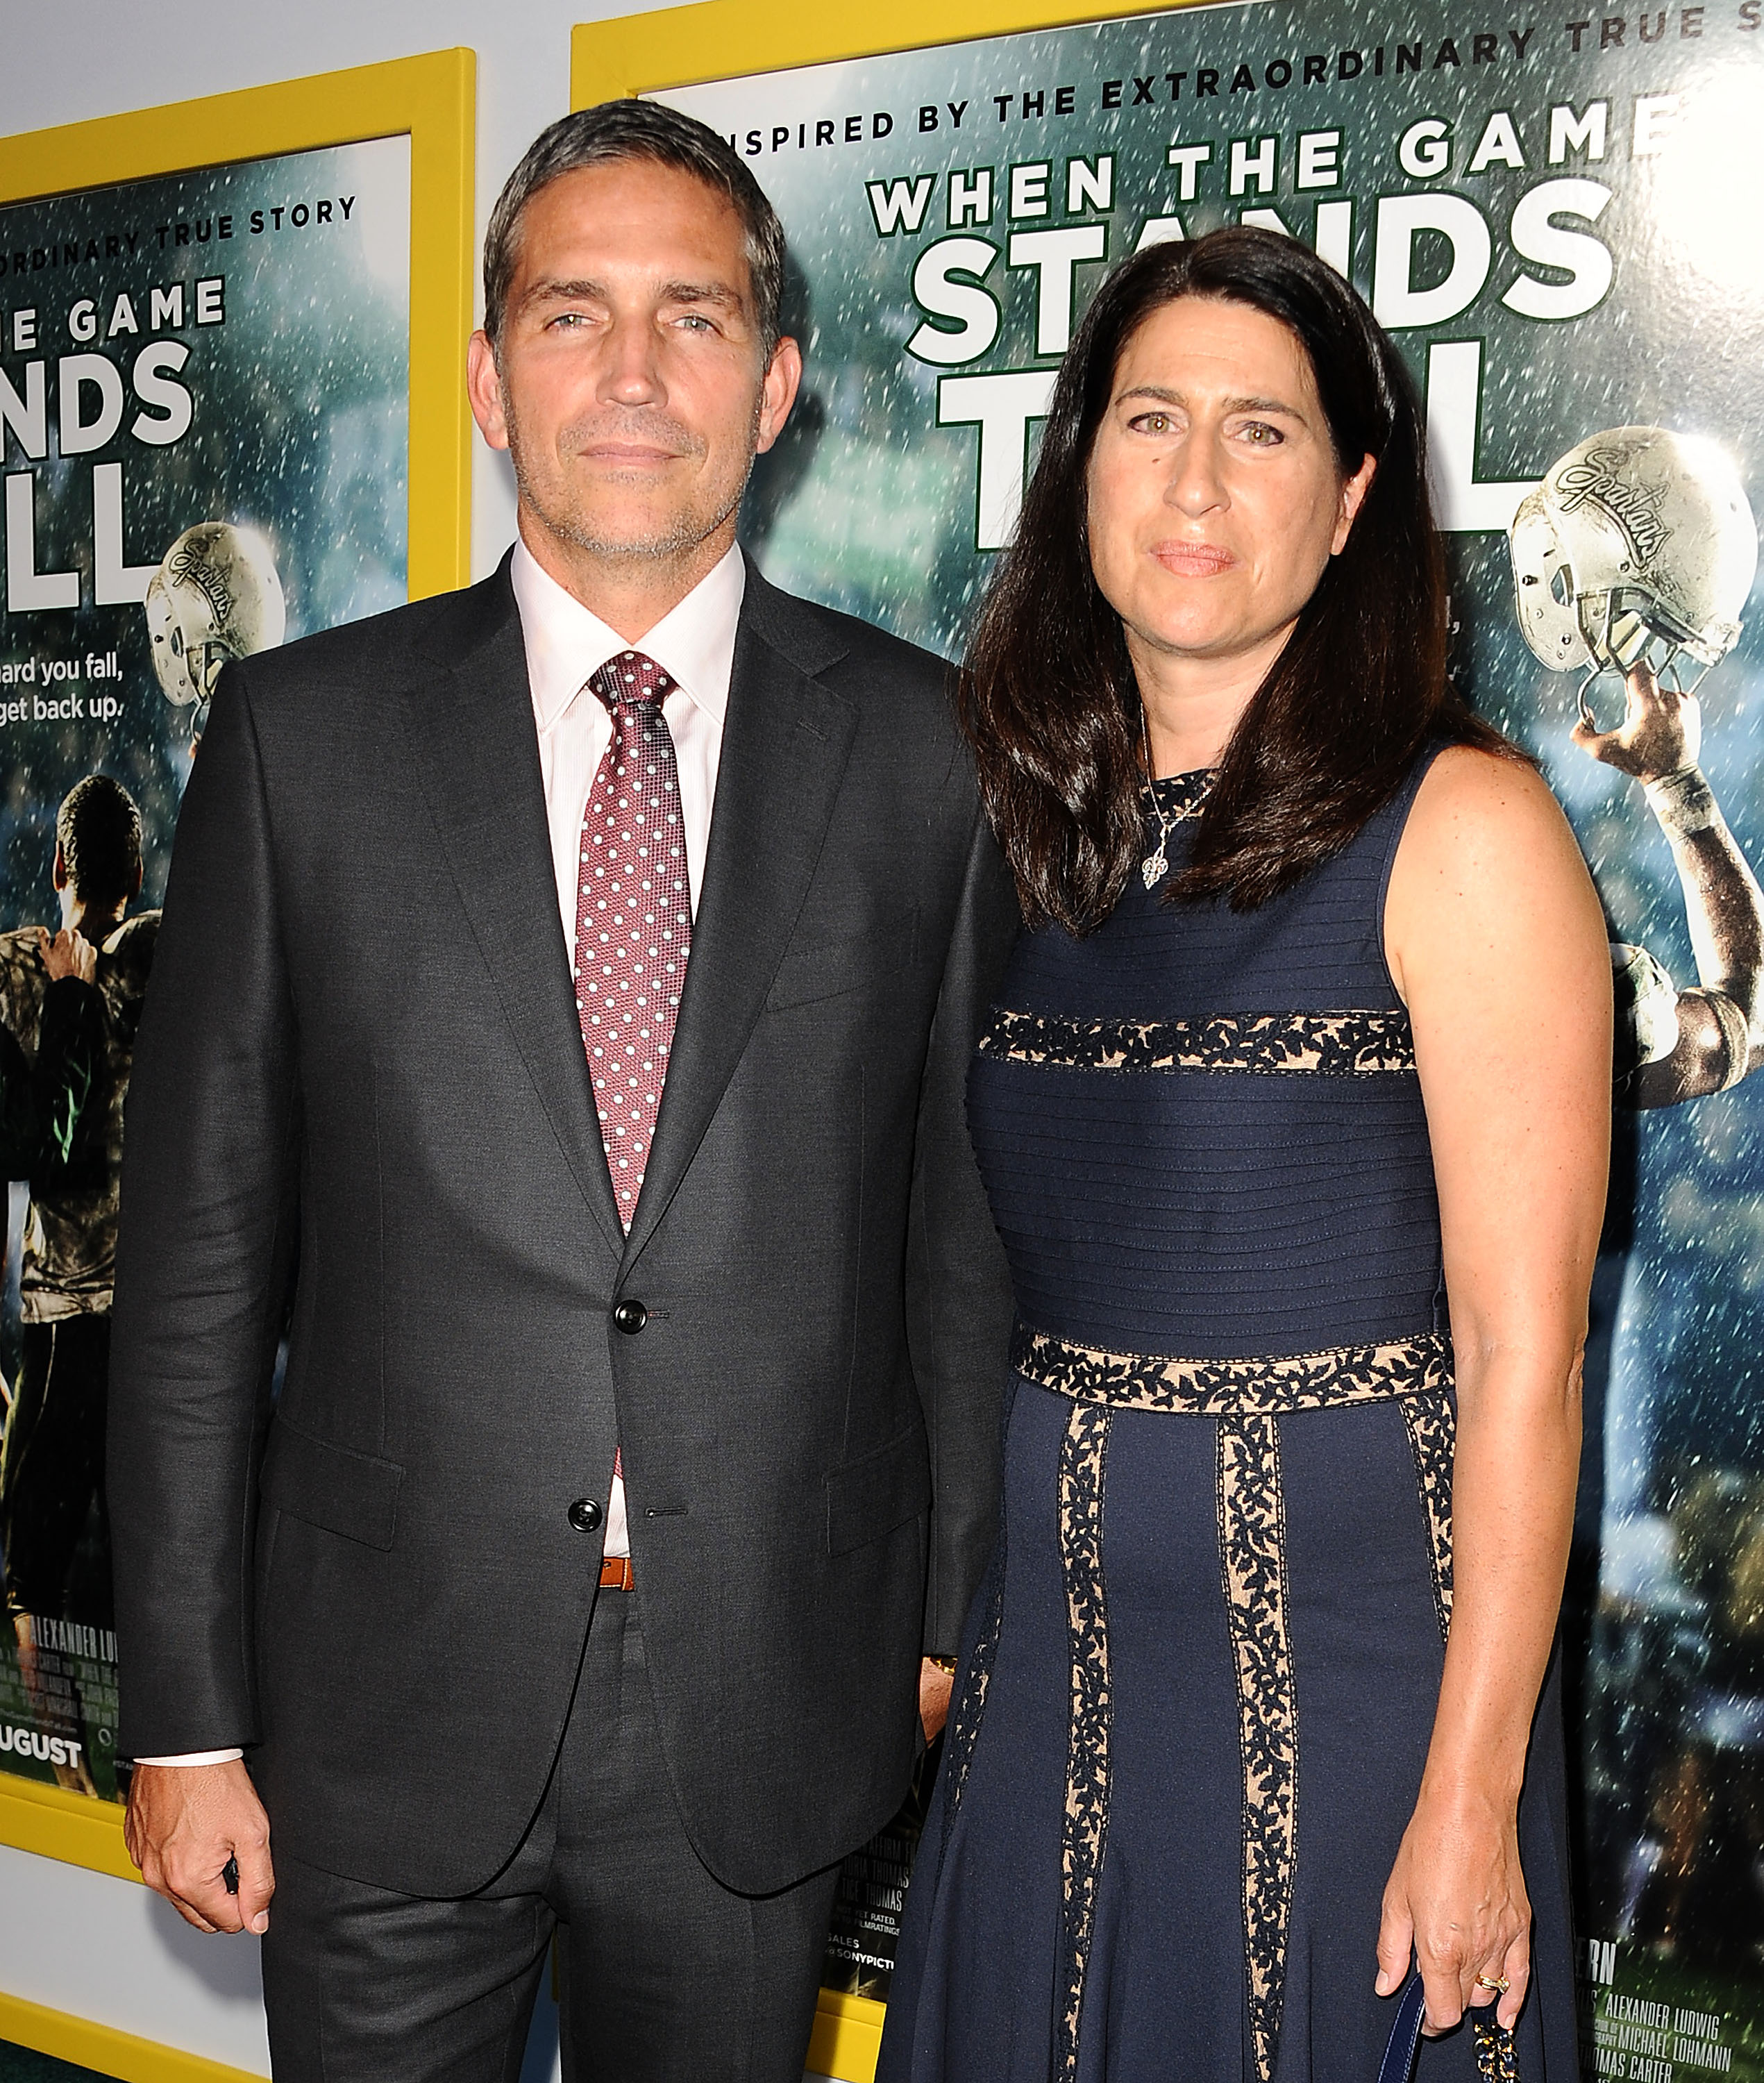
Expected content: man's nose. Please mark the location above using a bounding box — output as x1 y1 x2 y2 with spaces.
598 315 666 406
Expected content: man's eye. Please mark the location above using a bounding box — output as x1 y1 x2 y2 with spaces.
1131 412 1174 435
547 311 589 330
675 313 716 333
1239 421 1283 445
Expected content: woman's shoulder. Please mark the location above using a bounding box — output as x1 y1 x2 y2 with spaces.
1403 742 1577 874
1386 740 1605 1002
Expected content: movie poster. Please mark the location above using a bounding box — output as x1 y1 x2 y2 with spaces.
0 134 410 1803
655 1 1764 2061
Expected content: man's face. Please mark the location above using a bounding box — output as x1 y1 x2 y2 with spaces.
468 158 800 569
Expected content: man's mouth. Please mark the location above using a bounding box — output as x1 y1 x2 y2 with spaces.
580 441 682 467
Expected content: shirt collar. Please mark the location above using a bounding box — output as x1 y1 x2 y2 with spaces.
511 535 746 735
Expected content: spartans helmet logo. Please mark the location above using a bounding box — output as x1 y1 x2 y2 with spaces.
146 521 287 713
1509 426 1756 692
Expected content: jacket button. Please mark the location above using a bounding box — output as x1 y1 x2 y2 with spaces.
612 1298 648 1335
568 1498 603 1533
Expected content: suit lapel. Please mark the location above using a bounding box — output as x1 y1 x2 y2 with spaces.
623 576 857 1264
398 569 625 1258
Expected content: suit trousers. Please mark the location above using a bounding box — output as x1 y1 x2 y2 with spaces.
260 1587 843 2083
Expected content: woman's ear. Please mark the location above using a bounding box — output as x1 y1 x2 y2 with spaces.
1332 453 1378 555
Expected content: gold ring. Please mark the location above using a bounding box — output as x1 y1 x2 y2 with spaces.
1476 1975 1511 1994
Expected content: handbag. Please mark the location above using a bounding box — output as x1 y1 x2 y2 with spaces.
1378 1973 1519 2083
1378 1975 1430 2083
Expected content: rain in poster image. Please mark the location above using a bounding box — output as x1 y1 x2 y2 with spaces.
660 2 1764 2063
0 135 410 1802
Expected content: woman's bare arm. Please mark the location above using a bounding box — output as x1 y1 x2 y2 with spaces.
1377 746 1611 2034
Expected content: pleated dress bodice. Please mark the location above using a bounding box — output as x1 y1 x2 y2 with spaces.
965 762 1446 1363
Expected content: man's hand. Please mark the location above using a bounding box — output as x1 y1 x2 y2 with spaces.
124 1760 274 1935
918 1657 956 1743
1572 662 1698 783
37 926 96 985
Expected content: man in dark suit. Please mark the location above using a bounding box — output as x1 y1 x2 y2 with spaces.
108 100 1015 2083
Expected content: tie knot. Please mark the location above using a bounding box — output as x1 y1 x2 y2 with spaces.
589 649 676 713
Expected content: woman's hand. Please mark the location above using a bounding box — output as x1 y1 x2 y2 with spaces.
1375 1781 1531 2034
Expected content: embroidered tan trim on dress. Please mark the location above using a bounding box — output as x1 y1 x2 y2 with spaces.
1011 1323 1452 1417
1401 1390 1457 1643
976 1006 1416 1076
1218 1414 1299 2083
1055 1400 1114 2083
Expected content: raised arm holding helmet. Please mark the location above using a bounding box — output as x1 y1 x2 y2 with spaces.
1511 425 1762 1110
1577 663 1764 1106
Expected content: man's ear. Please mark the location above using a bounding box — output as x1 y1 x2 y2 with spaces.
467 330 512 453
755 336 804 457
51 844 68 894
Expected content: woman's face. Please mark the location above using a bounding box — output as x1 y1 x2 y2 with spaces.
1084 295 1375 681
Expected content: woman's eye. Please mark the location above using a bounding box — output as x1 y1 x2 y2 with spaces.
1131 412 1174 435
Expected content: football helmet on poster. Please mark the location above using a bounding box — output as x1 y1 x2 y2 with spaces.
145 521 287 712
1509 426 1757 692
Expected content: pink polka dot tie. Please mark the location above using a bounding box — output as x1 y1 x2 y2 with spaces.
574 649 692 1232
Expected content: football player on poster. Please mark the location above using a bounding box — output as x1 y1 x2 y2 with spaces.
1511 428 1763 1109
0 777 157 1793
0 520 285 1790
1513 426 1764 1964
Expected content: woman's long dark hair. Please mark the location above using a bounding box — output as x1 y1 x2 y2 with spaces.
961 226 1514 931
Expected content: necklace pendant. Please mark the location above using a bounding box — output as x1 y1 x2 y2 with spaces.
1141 844 1168 890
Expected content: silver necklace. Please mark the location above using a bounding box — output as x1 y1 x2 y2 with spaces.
1139 711 1212 889
1141 800 1175 891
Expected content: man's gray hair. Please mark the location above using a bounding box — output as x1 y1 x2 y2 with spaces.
482 101 787 353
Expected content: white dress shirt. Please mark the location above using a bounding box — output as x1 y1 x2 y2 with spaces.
137 539 744 1766
513 535 744 1559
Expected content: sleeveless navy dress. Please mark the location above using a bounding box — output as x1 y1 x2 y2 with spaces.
876 755 1578 2083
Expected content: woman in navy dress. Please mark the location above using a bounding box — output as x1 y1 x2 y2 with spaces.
878 230 1611 2083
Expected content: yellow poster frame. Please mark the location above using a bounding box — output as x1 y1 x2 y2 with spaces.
0 47 475 1972
0 1987 263 2083
572 0 1213 105
0 47 476 603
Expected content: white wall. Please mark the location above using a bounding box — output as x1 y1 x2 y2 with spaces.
0 1843 271 2073
0 0 666 587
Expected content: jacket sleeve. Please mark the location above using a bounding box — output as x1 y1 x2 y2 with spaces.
905 792 1020 1655
108 665 300 1759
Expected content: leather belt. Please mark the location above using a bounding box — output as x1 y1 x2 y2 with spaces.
598 1556 635 1591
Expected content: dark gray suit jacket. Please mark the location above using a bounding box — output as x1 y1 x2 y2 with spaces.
108 556 1017 1898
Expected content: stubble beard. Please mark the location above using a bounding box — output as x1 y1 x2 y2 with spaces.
505 395 762 568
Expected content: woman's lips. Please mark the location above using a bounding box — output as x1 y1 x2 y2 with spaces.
1151 541 1237 576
